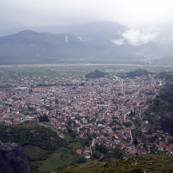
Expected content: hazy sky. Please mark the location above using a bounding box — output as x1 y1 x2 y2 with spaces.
0 0 173 35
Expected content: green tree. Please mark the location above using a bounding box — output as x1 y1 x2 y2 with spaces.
96 143 109 154
77 156 87 163
92 151 101 159
104 147 125 159
81 138 91 147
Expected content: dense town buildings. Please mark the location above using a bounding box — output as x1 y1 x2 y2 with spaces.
0 72 172 158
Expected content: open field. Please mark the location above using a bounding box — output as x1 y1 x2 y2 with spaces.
0 63 172 87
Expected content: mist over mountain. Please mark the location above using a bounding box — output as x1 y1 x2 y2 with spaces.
0 21 173 65
154 23 173 45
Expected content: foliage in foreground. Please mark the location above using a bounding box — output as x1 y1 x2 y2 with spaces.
0 124 66 151
56 154 173 173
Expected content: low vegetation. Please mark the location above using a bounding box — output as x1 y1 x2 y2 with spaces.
56 154 173 173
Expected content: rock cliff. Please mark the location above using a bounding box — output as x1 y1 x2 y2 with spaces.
0 141 31 173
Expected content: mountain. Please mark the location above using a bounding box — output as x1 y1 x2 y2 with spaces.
54 21 128 45
0 30 89 64
0 21 173 64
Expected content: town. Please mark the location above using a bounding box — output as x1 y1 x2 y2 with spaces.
0 68 173 159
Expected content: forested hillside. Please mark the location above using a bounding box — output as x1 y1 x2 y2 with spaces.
143 71 173 134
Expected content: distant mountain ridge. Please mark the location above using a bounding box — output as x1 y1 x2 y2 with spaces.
0 21 173 64
54 21 128 44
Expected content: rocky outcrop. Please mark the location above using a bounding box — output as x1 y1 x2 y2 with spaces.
0 141 31 173
85 70 107 79
126 69 148 77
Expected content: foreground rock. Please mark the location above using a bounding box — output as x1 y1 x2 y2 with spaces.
0 141 31 173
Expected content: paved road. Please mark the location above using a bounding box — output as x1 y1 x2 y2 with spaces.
77 122 94 134
90 138 96 155
130 130 133 144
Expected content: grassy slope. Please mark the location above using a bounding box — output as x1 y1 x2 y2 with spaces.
39 142 83 172
24 145 47 160
0 123 82 172
57 155 173 173
39 146 81 172
23 142 84 173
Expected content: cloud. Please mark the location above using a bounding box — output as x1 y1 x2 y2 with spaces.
0 0 173 36
111 39 124 45
170 34 173 41
120 29 157 46
1 0 173 29
148 25 160 33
